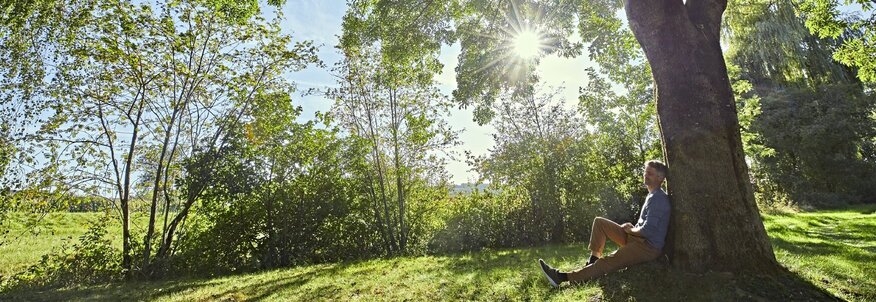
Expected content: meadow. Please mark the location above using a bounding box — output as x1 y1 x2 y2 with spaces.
0 212 134 278
1 205 874 301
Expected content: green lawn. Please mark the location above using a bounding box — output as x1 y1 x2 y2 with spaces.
1 205 874 301
763 205 876 301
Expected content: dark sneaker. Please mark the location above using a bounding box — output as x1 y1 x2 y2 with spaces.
586 255 599 266
538 259 562 288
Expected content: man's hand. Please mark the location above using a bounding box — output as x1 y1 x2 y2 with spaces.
621 222 643 236
621 223 633 233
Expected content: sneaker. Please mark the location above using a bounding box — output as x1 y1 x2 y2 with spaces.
586 255 599 266
538 259 562 288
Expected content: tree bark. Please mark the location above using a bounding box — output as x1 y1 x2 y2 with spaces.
624 0 778 272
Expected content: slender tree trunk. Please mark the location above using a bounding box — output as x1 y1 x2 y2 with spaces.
390 88 407 253
156 175 204 260
624 0 778 273
264 157 279 267
143 106 180 270
156 200 191 259
98 99 135 276
341 75 393 254
160 120 182 250
365 100 398 253
365 169 392 253
122 101 145 276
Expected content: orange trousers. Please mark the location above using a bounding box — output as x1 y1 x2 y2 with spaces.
567 217 661 282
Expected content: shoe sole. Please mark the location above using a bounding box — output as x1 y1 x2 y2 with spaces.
538 259 559 288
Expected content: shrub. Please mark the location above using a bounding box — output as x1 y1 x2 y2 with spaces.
429 186 548 253
1 218 121 291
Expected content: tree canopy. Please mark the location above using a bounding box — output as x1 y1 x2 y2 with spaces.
799 0 876 83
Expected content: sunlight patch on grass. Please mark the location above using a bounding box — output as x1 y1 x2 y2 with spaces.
765 204 876 301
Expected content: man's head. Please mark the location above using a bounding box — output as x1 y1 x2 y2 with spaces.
643 160 668 190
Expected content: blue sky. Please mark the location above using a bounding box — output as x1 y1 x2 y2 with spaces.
277 0 598 184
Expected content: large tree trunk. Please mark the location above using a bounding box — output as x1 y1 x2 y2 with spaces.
625 0 778 273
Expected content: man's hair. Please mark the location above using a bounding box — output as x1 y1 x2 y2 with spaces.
646 160 668 178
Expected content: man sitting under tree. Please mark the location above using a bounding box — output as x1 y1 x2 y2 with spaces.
539 160 670 287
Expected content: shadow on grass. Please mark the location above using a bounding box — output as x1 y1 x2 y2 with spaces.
771 235 876 264
589 260 840 301
0 243 851 301
0 262 350 301
766 209 876 268
765 211 876 301
440 244 826 301
0 278 212 302
430 243 601 299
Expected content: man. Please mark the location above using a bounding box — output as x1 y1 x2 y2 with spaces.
539 160 670 287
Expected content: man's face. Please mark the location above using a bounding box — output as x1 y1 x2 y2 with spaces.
643 166 664 188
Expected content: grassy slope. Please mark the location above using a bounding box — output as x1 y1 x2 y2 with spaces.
1 205 874 301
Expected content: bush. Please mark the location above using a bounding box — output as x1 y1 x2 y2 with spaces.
0 218 121 291
430 186 569 253
165 130 384 275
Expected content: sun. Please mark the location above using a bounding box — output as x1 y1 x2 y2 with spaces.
513 29 543 59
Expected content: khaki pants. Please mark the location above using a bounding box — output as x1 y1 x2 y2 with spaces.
567 217 662 282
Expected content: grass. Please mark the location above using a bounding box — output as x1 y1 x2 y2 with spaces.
763 205 876 301
1 204 874 301
0 211 149 278
1 212 104 277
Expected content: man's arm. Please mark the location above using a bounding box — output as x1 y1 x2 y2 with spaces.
631 197 670 239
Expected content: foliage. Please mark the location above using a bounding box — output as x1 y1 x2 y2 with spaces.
0 217 121 291
2 0 321 274
430 186 536 252
7 0 875 291
473 87 582 243
725 0 876 207
798 0 876 84
341 0 604 125
576 66 661 213
340 0 660 252
725 0 851 87
0 0 290 193
437 77 659 251
329 41 459 255
0 212 139 279
168 115 383 274
746 84 876 206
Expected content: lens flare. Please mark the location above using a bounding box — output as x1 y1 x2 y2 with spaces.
513 30 542 58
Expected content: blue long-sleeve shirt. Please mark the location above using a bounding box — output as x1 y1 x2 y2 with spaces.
634 188 671 250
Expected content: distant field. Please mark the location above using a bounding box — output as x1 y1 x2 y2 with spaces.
0 212 151 278
1 205 874 301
